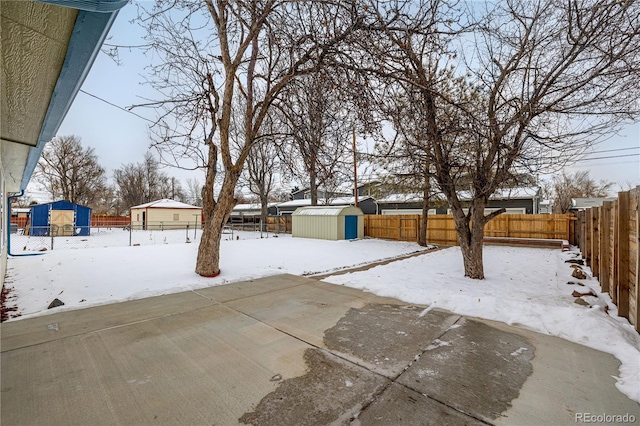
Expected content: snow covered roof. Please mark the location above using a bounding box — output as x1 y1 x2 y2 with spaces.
277 196 372 208
571 197 617 209
230 203 277 216
233 203 277 211
456 187 540 201
377 193 423 203
130 199 202 210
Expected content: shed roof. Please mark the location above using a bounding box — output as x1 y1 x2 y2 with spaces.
31 200 90 209
130 199 202 210
293 205 363 216
294 207 347 216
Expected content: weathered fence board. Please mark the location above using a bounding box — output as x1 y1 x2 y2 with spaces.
576 186 639 332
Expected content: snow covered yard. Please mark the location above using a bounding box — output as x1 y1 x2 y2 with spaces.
3 235 639 403
3 233 421 319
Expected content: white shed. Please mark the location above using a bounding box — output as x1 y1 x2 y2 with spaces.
130 199 202 230
292 206 364 240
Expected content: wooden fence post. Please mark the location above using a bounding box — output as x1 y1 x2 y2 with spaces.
617 191 630 320
585 208 592 266
633 186 639 331
592 207 600 278
581 211 586 253
611 201 619 304
600 201 612 293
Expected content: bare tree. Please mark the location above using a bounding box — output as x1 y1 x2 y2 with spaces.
552 170 613 213
244 137 278 231
360 0 640 278
36 135 108 208
114 152 179 208
276 71 353 205
136 1 362 276
372 84 442 247
185 178 203 206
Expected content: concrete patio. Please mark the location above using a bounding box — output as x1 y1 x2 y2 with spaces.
2 274 638 425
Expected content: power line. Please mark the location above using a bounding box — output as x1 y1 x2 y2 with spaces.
578 153 640 161
79 89 156 124
574 160 640 167
587 146 639 155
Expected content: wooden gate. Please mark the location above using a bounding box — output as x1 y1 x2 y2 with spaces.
50 210 74 236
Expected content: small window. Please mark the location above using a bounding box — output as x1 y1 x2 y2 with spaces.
173 213 179 221
137 214 140 221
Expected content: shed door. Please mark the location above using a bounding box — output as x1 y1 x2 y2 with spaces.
50 210 74 236
345 215 358 240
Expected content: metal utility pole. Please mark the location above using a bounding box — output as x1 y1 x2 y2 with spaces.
353 127 358 207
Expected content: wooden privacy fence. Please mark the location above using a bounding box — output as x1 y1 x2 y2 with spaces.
574 186 639 332
364 214 576 246
266 216 293 233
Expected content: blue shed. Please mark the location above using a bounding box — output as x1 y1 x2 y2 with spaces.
29 201 91 236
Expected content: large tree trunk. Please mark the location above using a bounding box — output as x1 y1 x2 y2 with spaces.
418 184 429 247
195 141 240 277
260 193 268 233
450 199 488 279
310 166 318 206
460 207 486 279
196 175 238 277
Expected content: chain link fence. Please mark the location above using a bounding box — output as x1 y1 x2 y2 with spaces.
9 220 285 252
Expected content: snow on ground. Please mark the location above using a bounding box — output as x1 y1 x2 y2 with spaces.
4 231 421 319
4 233 639 402
322 245 640 403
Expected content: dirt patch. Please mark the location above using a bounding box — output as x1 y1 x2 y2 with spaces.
1 284 20 322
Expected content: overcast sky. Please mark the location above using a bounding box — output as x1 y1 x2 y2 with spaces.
31 3 639 200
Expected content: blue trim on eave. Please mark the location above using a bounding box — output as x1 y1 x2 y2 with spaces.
20 4 124 191
38 0 128 13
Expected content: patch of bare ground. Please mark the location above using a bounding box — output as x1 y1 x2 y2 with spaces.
1 273 21 322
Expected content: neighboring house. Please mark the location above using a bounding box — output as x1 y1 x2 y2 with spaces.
354 181 383 197
29 200 91 236
130 199 203 230
229 203 278 223
377 187 542 215
452 187 543 215
376 193 443 215
1 0 127 284
276 196 378 215
11 208 30 219
570 197 617 211
539 199 552 214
